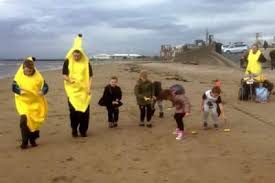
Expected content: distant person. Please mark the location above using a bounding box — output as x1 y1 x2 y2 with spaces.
12 57 48 149
63 34 93 137
169 84 191 140
269 49 275 70
134 70 155 128
201 86 225 129
151 81 164 118
263 40 268 50
98 76 122 128
243 44 266 76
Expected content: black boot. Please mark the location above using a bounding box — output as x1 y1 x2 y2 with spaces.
109 122 114 128
72 129 78 137
159 112 164 118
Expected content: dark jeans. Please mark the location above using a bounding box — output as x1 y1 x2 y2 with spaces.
68 101 90 135
20 115 39 145
139 104 153 123
174 113 185 131
107 106 119 123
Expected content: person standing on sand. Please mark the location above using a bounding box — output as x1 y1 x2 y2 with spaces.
243 44 266 76
269 49 275 70
12 57 48 149
134 70 155 128
151 81 164 118
98 76 123 128
169 84 191 140
201 86 225 129
62 34 93 137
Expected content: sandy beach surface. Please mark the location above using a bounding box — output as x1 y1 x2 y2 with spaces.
1 61 275 183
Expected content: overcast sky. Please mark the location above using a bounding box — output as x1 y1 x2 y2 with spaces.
0 0 275 58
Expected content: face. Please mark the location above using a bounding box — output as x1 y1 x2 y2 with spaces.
110 79 118 87
252 45 258 53
23 67 34 76
211 92 220 98
73 51 82 61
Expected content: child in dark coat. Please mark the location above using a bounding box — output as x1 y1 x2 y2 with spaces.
99 76 122 128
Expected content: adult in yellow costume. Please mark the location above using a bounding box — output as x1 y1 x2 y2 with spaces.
12 57 48 149
63 34 93 137
244 44 266 80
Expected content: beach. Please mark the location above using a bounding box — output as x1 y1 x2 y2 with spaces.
1 61 275 183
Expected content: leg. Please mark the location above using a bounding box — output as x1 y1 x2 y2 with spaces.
29 131 38 147
174 113 185 140
203 104 210 129
146 104 153 127
107 107 114 128
113 108 119 127
211 105 219 128
139 105 145 126
157 100 164 118
79 106 90 137
68 101 79 137
20 115 30 149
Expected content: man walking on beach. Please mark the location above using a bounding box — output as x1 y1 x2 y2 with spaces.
62 34 93 137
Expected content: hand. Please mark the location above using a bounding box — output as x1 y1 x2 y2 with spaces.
200 107 204 112
87 89 92 95
152 96 157 100
185 112 191 117
69 78 76 84
144 97 151 101
38 91 44 96
112 101 118 105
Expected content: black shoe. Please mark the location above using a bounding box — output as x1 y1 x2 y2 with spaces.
113 123 118 128
146 124 152 128
109 123 114 128
214 124 219 129
30 140 38 147
80 133 87 137
20 143 28 149
159 112 164 118
139 123 145 127
203 122 208 129
72 130 78 138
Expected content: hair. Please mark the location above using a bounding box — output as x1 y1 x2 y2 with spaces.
169 84 185 95
212 86 221 94
23 59 34 70
159 89 172 100
252 43 259 49
111 76 118 81
139 70 148 80
73 50 82 54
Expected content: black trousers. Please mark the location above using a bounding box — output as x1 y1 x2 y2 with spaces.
107 106 119 123
20 115 39 145
68 101 90 135
174 113 185 131
139 104 153 123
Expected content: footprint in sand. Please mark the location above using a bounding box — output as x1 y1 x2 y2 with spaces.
241 161 252 174
52 175 75 183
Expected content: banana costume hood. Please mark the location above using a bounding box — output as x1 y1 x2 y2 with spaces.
14 57 48 132
64 35 91 112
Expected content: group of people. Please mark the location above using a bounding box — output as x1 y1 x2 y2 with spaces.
239 44 274 103
12 34 227 150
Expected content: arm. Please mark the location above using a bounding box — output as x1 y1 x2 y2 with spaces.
201 94 207 112
259 53 267 63
184 96 191 114
62 59 74 83
217 96 225 118
134 83 143 99
12 81 21 95
117 87 122 101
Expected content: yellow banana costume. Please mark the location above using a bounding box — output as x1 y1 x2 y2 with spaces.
64 35 91 112
245 49 262 75
14 57 48 132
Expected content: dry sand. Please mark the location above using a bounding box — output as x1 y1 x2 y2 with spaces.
1 62 275 183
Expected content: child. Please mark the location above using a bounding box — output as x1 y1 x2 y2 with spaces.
152 81 164 118
134 70 155 128
12 57 48 149
98 76 122 128
169 84 191 140
255 82 269 103
201 86 225 129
